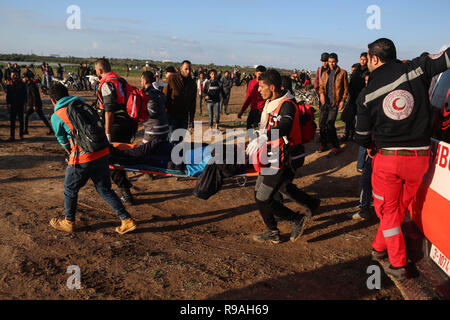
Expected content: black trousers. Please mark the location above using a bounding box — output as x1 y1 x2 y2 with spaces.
246 109 262 130
318 103 339 149
9 105 24 138
110 116 137 189
25 106 52 131
254 166 298 230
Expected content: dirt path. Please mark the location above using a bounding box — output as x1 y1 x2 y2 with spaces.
0 79 403 300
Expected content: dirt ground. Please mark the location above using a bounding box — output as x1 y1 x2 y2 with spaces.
0 77 404 300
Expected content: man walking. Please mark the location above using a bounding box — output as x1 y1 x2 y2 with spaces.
95 58 137 204
220 70 233 115
318 53 349 158
5 71 27 142
163 60 196 144
355 38 450 279
203 69 223 131
23 73 54 135
48 83 136 234
246 69 308 244
237 65 266 130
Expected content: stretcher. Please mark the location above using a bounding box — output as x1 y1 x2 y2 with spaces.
109 143 258 185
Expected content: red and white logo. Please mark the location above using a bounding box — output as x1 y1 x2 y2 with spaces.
382 90 415 120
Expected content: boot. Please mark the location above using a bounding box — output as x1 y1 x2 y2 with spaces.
50 217 75 232
115 218 137 235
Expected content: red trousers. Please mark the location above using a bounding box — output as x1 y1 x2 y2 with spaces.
371 152 429 267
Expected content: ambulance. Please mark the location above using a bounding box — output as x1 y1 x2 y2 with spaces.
409 66 450 298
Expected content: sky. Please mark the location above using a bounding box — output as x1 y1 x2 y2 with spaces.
1 0 449 71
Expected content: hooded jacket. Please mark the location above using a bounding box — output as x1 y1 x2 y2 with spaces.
51 96 109 165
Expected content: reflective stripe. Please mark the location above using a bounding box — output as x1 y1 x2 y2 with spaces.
290 153 306 160
383 227 401 238
356 130 371 136
364 67 423 106
372 191 384 201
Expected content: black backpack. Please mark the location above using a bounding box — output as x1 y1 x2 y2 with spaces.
66 99 109 153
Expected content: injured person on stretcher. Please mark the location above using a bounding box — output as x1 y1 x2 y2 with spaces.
108 140 256 199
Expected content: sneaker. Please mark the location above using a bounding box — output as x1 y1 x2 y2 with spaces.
50 217 75 232
290 214 308 242
23 130 29 135
325 148 341 159
253 229 281 244
115 218 137 235
371 249 388 261
350 208 370 220
385 264 408 280
357 168 363 174
6 137 15 142
120 188 135 205
315 145 326 153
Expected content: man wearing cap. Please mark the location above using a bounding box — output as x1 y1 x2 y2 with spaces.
318 53 349 158
355 38 450 279
315 53 329 97
237 65 267 129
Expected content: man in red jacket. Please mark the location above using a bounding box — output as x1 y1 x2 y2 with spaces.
237 65 266 129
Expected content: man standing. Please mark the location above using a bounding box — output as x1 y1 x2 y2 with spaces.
95 58 137 204
246 69 308 244
57 63 64 80
220 70 233 115
237 65 266 129
4 63 13 82
342 52 368 141
318 53 349 158
48 83 136 235
5 71 27 142
23 73 54 135
196 72 207 115
163 60 196 144
355 38 450 279
314 53 329 97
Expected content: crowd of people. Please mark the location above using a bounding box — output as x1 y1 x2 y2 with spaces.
1 38 449 281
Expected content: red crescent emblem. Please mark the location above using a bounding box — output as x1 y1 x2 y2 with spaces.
392 98 406 111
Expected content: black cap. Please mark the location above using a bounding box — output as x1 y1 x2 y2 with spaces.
320 52 329 62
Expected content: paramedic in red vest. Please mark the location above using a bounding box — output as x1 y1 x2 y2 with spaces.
355 38 450 279
48 83 136 235
237 65 267 129
95 58 137 205
246 69 308 244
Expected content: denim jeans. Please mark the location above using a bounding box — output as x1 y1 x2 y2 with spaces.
359 156 372 210
356 146 366 170
207 101 220 127
64 156 130 221
83 77 92 90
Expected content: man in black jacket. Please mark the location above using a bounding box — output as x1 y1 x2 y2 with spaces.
220 70 233 115
23 73 54 135
355 38 450 279
342 52 368 141
6 71 27 141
